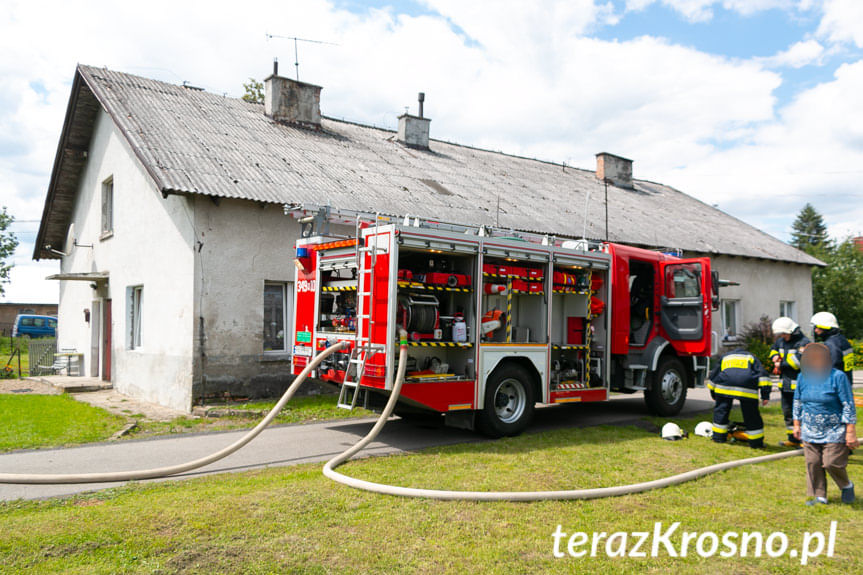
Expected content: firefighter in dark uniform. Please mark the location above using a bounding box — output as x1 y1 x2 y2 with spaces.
708 348 772 448
770 317 810 447
811 311 855 383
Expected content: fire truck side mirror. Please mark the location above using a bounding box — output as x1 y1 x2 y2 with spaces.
711 271 720 311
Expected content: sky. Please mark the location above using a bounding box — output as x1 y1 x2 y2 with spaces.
1 0 862 303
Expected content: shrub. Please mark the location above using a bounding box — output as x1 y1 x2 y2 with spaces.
743 314 774 368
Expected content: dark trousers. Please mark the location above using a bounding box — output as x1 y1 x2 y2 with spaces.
712 395 764 448
780 390 800 443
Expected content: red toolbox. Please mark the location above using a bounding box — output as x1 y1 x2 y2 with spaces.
527 268 544 281
483 264 508 277
506 266 527 279
511 279 542 293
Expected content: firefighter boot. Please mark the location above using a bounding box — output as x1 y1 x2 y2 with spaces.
779 433 802 448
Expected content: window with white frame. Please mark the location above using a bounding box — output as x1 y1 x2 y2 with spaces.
779 300 797 321
128 285 143 349
101 177 114 235
264 281 294 353
721 299 739 340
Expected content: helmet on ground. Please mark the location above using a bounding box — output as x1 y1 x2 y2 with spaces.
772 317 798 335
661 422 687 441
811 311 839 331
694 421 713 438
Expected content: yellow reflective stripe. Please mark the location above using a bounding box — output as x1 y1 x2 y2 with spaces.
712 425 728 434
721 355 753 370
744 430 765 440
712 387 759 400
786 352 800 370
707 381 715 390
769 350 779 358
759 378 772 387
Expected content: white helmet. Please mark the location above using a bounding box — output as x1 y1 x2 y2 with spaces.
772 317 798 335
694 421 713 438
811 311 839 331
661 422 687 441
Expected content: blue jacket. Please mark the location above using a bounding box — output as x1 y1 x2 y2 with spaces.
708 348 771 401
793 368 856 444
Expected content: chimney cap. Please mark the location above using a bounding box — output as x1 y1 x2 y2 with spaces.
263 73 323 89
595 151 633 163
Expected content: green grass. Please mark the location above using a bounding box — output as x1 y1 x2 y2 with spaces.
129 394 375 439
0 336 30 378
0 395 126 451
1 405 860 574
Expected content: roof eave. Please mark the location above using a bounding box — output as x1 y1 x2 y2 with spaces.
33 69 85 261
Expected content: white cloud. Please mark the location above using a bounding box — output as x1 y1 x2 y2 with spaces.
759 39 825 68
659 60 863 241
626 0 806 22
818 0 863 48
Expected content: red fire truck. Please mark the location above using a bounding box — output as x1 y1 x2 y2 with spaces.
291 211 719 437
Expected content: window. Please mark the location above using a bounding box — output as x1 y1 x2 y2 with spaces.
101 177 114 235
665 263 702 298
779 300 797 321
128 285 143 349
264 282 294 353
721 299 739 339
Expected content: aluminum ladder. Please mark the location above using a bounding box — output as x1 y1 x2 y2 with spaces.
338 214 386 409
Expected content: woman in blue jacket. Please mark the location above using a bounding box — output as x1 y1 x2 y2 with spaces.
793 342 858 506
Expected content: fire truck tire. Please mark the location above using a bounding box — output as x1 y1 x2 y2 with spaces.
477 365 535 437
644 357 688 416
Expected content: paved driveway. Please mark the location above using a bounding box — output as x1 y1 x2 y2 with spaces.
0 388 715 501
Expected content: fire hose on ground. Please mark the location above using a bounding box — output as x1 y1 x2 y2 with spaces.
0 335 825 501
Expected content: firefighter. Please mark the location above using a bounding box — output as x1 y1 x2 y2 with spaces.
811 311 855 383
708 348 772 448
770 317 810 447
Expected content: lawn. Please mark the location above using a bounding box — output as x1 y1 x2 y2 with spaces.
1 405 860 574
128 394 375 439
0 395 126 452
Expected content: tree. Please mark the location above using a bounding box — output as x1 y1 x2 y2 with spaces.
0 207 19 296
242 78 264 104
809 238 863 339
790 203 829 250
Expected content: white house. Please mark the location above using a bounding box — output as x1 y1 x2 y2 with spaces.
33 65 821 411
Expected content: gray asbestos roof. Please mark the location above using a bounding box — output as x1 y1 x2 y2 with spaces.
35 64 820 266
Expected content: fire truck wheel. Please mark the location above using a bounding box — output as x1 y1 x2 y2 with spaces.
477 366 535 437
644 357 688 416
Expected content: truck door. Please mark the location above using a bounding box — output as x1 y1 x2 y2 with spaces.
659 258 711 353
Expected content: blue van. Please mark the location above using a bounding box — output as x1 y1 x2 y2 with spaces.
12 315 57 338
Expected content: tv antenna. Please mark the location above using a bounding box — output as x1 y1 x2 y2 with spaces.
265 33 339 81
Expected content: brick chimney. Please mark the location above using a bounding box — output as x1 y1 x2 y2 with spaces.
264 61 322 128
397 92 430 149
596 152 633 189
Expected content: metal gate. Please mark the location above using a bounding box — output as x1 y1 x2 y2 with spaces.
28 338 57 377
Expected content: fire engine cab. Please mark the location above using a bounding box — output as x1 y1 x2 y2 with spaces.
291 209 718 437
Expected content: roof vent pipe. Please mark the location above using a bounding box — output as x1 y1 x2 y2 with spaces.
418 92 425 118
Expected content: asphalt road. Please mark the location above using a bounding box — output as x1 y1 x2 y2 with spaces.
0 388 714 502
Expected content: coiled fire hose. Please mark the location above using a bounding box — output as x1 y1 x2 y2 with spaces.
0 335 820 501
